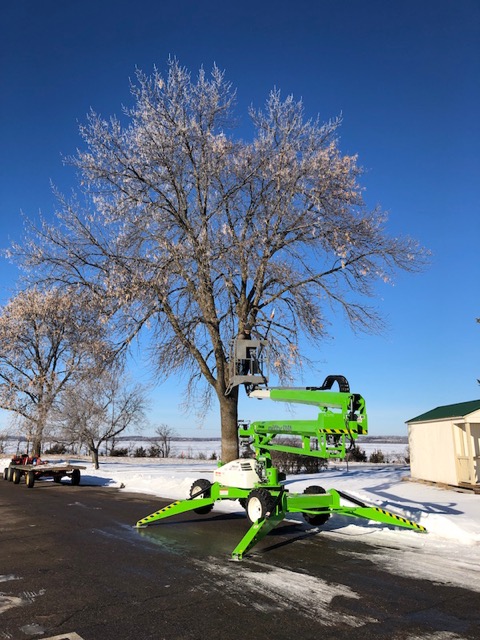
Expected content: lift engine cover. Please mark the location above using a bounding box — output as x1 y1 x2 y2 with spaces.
213 459 261 489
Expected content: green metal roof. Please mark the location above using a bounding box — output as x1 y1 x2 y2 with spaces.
407 399 480 424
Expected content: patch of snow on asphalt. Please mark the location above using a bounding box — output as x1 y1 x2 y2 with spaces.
195 559 376 627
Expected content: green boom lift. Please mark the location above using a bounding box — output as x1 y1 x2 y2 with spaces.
136 340 426 559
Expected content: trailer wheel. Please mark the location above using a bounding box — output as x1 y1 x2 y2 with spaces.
302 485 330 526
7 467 13 482
26 471 35 488
12 469 22 484
246 488 276 523
70 469 81 486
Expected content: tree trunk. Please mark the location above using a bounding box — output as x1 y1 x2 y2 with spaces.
31 436 42 458
90 446 100 469
218 388 239 462
32 402 50 457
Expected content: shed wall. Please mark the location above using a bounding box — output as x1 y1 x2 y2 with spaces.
408 420 458 485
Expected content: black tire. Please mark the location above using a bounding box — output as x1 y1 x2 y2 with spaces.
246 488 276 523
53 475 62 483
12 469 22 484
3 467 9 481
238 497 248 510
189 479 214 514
70 469 81 486
302 485 330 526
7 466 13 482
26 471 35 488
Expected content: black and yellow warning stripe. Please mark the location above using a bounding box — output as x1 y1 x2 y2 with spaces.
136 501 182 526
320 428 346 434
371 506 427 532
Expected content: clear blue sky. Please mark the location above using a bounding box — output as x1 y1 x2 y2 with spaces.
1 0 479 437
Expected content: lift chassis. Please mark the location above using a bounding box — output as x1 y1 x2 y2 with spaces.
136 375 426 559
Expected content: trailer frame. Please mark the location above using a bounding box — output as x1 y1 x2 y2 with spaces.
4 461 86 488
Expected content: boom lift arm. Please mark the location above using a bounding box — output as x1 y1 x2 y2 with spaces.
243 379 367 461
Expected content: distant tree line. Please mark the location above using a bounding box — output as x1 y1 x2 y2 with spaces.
346 444 410 464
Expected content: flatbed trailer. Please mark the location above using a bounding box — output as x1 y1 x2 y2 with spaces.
3 461 86 488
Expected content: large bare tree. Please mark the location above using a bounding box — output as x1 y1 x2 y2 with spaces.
0 287 113 455
14 60 427 462
53 371 146 469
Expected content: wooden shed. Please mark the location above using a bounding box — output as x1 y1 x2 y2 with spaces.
406 400 480 490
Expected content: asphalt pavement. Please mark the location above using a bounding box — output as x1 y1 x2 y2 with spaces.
1 475 479 640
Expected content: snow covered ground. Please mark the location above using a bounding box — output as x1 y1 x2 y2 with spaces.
2 455 480 593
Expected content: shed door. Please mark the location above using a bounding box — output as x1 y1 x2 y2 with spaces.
454 424 471 483
453 423 480 485
471 424 480 484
